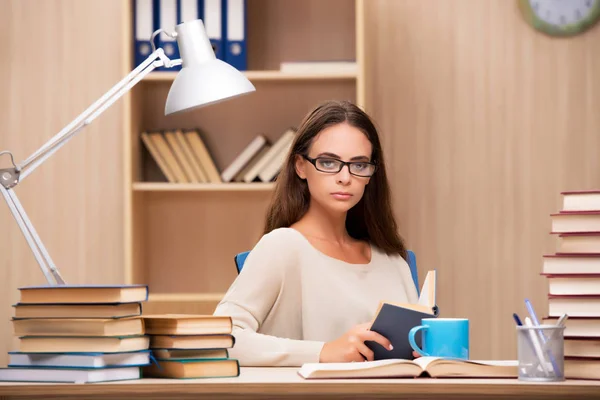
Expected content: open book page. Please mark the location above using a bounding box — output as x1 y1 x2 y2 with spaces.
297 359 422 379
412 357 518 378
373 269 437 316
417 270 436 308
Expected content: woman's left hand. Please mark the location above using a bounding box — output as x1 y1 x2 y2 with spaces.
413 351 421 358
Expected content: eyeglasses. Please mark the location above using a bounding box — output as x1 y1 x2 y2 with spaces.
302 155 377 177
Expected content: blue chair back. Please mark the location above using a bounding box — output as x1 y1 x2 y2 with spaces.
234 249 420 296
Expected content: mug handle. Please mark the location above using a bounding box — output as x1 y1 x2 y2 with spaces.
408 325 429 357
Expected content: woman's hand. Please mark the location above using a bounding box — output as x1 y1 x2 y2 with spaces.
319 323 393 363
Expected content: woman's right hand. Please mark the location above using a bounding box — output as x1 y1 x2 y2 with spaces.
319 323 393 363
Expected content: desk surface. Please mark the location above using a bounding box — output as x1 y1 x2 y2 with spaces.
0 367 599 399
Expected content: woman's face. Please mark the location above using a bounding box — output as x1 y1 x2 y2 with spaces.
295 122 374 214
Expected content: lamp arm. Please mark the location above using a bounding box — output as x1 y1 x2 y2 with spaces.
0 47 180 286
14 48 179 183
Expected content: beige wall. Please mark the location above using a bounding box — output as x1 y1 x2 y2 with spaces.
0 0 127 366
364 0 600 359
2 0 599 366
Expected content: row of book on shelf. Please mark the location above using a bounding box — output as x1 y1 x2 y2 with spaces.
141 127 296 184
543 189 600 380
0 285 238 383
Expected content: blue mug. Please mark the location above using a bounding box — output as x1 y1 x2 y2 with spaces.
408 318 469 359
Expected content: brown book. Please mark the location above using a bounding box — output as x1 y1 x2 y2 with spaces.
149 132 190 183
174 130 208 182
18 285 148 305
183 130 222 183
13 317 144 337
152 348 229 360
18 335 149 353
142 358 240 379
164 130 198 183
150 334 235 350
140 132 176 182
564 338 600 358
142 314 232 335
13 303 142 319
565 357 600 380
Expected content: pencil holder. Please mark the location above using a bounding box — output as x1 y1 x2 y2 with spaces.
516 325 565 382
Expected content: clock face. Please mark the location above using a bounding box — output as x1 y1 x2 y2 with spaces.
519 0 600 36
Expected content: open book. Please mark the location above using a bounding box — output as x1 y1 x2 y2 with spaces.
366 270 438 360
298 357 518 379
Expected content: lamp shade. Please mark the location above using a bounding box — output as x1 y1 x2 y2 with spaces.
165 19 255 115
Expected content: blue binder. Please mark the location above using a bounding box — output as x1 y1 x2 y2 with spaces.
133 0 155 68
204 0 224 60
154 0 181 71
223 0 247 70
179 0 203 24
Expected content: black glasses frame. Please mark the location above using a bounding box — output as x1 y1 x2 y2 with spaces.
302 155 377 177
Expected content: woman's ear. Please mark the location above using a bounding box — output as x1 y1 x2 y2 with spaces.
294 154 307 180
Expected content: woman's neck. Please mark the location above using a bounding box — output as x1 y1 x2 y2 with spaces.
296 201 350 245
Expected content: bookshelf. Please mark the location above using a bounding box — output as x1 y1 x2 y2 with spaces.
125 0 366 315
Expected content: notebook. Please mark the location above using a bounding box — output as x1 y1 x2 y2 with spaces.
298 357 518 379
366 270 438 360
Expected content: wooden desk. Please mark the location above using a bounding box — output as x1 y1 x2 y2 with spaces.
0 367 599 400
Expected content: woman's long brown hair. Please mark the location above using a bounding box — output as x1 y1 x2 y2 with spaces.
263 100 407 259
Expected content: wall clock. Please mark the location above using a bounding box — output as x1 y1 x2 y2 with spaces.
518 0 600 37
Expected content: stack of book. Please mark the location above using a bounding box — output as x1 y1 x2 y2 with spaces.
141 128 296 184
0 284 151 383
142 314 239 378
542 190 600 380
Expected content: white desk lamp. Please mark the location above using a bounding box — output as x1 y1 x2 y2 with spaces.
0 19 255 286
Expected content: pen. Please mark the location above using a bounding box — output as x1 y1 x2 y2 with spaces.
513 313 523 326
556 313 569 327
543 313 569 346
524 316 551 376
525 299 560 377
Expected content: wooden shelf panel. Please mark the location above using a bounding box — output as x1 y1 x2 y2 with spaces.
247 0 356 70
133 182 275 192
144 70 357 82
131 191 271 294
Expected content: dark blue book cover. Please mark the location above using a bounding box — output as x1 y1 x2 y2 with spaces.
366 303 437 361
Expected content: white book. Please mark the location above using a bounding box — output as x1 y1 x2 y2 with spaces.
0 366 141 383
280 61 357 74
244 128 295 183
298 357 518 379
221 135 268 182
8 351 150 368
258 132 295 182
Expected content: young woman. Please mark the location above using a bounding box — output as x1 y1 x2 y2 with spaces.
213 100 418 366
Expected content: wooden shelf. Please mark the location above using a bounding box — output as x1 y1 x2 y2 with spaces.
143 70 358 82
126 0 362 315
133 182 276 192
148 293 225 302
